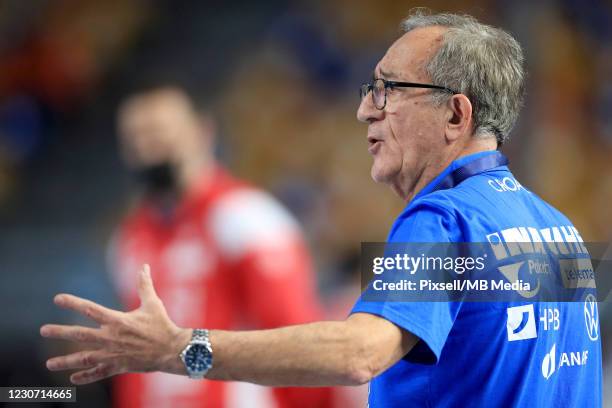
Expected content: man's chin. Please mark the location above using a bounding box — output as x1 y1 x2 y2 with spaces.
370 165 395 184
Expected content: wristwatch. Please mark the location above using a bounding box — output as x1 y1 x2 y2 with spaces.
179 329 213 379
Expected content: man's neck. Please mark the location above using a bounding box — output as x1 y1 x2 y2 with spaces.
177 156 214 194
393 137 498 203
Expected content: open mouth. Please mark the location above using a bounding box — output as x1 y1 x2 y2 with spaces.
367 137 382 154
367 136 382 146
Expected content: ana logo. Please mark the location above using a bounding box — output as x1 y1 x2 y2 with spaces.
506 304 537 341
541 343 589 380
541 343 556 380
584 294 599 341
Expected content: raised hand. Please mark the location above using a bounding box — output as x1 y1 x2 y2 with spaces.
40 264 191 384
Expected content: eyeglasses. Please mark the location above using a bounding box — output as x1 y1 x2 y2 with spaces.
360 78 457 110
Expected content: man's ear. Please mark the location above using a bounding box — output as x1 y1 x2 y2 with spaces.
445 94 472 143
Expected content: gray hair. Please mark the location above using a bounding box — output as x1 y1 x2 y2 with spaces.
401 10 526 145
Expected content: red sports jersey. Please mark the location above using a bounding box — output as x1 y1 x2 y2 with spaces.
109 166 333 408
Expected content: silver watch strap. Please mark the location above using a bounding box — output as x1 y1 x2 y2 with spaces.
193 328 211 345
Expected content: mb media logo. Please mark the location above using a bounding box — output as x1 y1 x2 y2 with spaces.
542 343 556 380
506 304 537 341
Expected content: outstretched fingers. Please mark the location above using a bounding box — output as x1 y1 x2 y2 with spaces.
70 363 120 385
138 264 162 308
46 350 115 372
40 324 107 344
41 263 169 384
53 294 121 324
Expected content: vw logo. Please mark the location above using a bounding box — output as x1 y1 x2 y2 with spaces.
584 294 599 341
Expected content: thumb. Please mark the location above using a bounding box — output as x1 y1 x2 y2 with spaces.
138 264 160 306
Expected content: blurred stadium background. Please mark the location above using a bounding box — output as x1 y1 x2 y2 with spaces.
0 0 610 406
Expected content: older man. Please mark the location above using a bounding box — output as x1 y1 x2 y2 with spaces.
41 11 602 407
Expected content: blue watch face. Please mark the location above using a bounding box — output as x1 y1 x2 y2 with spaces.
185 344 212 372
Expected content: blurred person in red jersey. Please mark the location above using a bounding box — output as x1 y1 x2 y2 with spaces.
109 84 333 408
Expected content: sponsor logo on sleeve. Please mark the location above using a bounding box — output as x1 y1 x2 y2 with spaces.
486 225 593 298
539 307 559 331
559 258 595 289
541 343 556 380
541 343 589 380
507 304 537 341
584 294 599 341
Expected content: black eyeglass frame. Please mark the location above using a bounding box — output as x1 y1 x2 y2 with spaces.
360 78 458 110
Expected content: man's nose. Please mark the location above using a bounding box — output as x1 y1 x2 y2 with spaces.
357 92 383 123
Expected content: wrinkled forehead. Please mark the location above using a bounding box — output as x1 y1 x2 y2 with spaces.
375 26 447 82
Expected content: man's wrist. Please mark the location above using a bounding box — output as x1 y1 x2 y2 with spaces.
162 327 192 375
